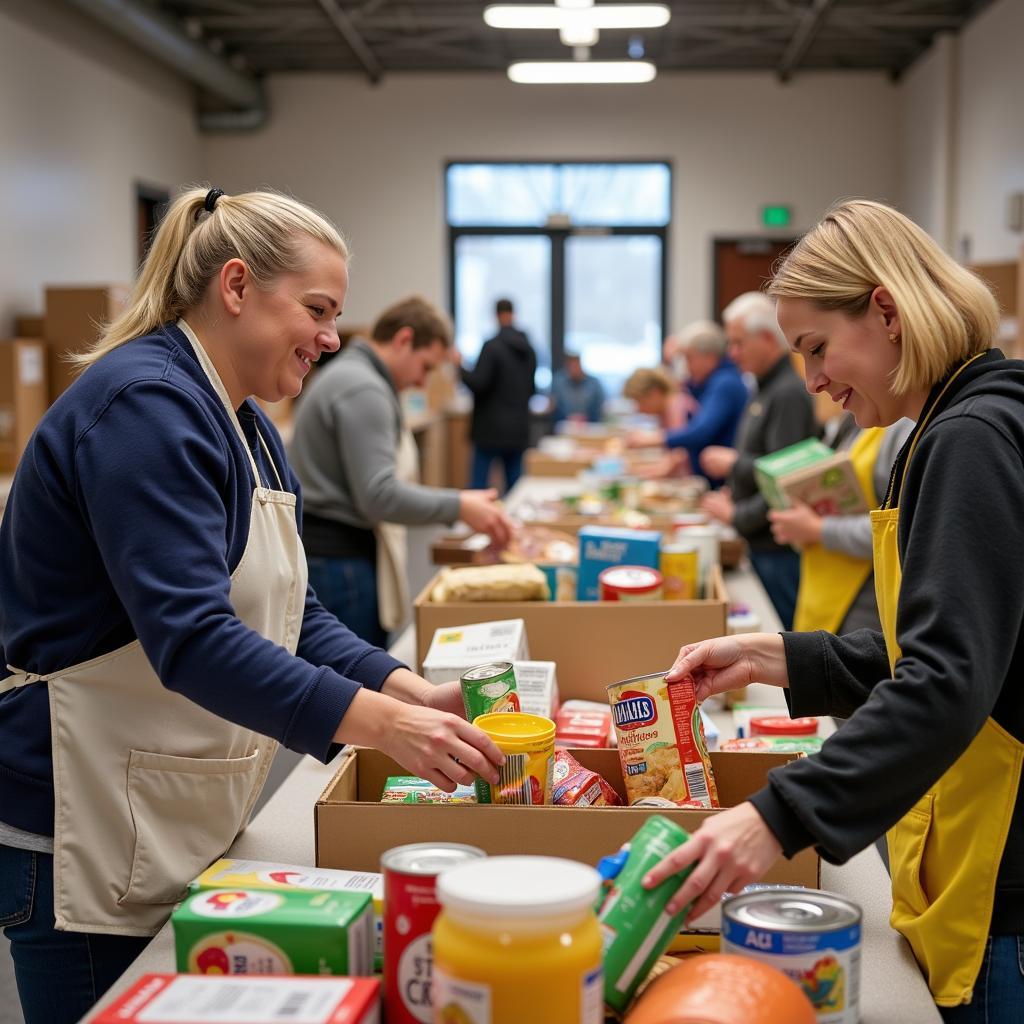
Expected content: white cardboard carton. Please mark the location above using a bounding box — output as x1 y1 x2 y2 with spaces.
421 619 529 684
512 661 559 718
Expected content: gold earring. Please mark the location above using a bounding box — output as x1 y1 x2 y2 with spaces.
889 333 899 344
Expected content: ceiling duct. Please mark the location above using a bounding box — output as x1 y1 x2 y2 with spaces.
63 0 267 131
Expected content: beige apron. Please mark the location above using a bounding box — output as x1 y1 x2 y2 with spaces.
374 428 419 632
0 320 308 936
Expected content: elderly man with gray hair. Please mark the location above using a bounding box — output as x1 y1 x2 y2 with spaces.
699 292 820 629
628 320 747 483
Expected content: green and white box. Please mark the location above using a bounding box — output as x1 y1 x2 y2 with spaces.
422 619 529 684
172 888 374 977
754 438 867 516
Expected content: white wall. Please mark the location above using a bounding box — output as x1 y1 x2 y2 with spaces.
954 0 1024 261
0 0 203 332
203 71 900 327
899 34 957 247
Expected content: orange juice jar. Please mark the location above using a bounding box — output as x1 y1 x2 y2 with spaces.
432 856 603 1024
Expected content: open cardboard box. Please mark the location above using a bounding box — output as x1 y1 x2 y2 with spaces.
315 746 819 888
415 567 728 702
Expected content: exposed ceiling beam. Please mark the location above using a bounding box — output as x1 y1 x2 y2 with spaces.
778 0 836 81
314 0 384 82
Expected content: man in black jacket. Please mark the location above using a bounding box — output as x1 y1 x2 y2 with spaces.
459 298 537 493
699 292 820 628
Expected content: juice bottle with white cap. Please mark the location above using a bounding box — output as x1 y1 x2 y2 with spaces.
432 856 603 1024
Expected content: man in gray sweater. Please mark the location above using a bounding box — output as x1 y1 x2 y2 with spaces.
699 292 820 629
290 296 511 645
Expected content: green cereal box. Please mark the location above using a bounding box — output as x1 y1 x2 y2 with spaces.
754 438 867 515
380 776 477 803
172 888 374 977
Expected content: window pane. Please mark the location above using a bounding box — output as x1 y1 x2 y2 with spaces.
454 235 552 389
447 162 670 227
561 164 670 226
564 235 662 397
447 164 557 227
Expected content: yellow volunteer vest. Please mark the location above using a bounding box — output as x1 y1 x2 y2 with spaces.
870 354 1024 1006
793 428 884 634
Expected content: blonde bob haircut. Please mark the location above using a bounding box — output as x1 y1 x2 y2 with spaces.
75 185 348 369
623 366 675 402
768 199 998 397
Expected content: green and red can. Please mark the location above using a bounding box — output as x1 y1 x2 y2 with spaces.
459 662 520 723
595 815 695 1013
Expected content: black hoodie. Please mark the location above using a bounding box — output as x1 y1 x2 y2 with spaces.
461 326 537 451
750 350 1024 933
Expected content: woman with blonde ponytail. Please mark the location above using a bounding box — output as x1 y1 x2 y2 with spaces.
643 200 1024 1021
0 185 503 1024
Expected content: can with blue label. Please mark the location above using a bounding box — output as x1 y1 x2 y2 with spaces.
721 888 861 1023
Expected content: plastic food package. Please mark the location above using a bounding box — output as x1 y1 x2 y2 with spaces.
551 749 621 807
430 563 549 602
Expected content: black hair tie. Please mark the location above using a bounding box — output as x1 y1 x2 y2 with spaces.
204 188 226 213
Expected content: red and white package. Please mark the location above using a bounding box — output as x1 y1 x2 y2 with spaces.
551 750 622 807
555 699 612 748
92 974 380 1024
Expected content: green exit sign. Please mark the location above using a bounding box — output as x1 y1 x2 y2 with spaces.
762 204 792 227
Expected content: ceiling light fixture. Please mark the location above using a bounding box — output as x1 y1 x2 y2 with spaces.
484 4 670 32
507 60 657 84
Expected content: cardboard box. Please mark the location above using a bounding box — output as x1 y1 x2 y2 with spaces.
44 285 130 401
0 339 49 473
512 660 559 718
315 746 819 888
421 618 529 683
430 531 497 566
524 448 596 477
14 315 44 338
414 567 728 703
91 975 381 1024
755 438 867 515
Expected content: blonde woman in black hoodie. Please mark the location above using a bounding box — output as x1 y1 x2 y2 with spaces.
645 200 1022 1022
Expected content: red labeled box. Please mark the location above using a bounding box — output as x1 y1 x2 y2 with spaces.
92 973 380 1024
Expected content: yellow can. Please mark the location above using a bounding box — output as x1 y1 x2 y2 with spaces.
433 855 604 1024
660 542 700 600
473 712 555 805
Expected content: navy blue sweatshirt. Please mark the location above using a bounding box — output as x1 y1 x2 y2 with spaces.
0 324 405 836
665 358 748 483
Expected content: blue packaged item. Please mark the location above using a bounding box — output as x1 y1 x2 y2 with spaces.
576 526 662 601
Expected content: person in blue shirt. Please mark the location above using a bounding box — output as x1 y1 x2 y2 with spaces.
627 320 748 484
0 186 503 1024
550 351 605 425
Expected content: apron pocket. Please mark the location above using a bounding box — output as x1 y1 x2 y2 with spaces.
119 748 261 907
889 792 935 920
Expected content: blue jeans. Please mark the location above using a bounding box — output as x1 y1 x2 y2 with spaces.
749 547 801 630
307 555 387 647
1 845 150 1024
939 936 1024 1023
471 448 523 494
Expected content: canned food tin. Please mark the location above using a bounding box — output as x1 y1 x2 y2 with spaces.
607 672 719 808
751 715 819 737
460 662 521 722
599 566 664 601
381 843 486 1024
660 542 700 600
473 711 556 805
721 888 862 1024
596 815 695 1013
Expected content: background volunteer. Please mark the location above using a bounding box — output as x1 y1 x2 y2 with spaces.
290 295 512 646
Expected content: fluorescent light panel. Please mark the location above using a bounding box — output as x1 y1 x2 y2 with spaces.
508 60 656 84
484 5 670 30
